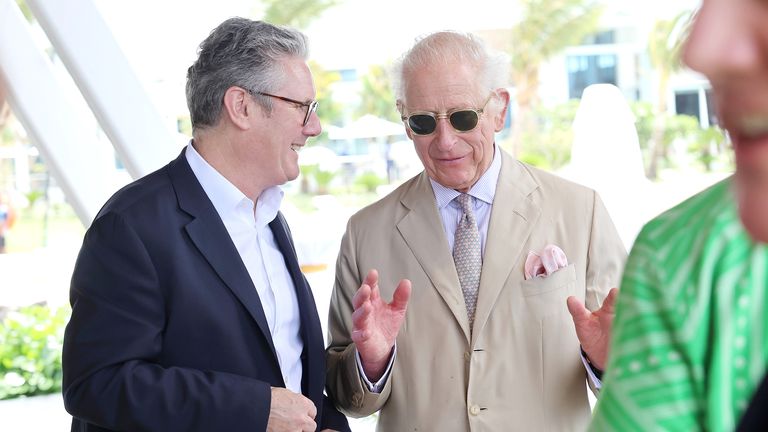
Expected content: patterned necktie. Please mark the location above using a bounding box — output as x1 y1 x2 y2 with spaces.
453 193 482 329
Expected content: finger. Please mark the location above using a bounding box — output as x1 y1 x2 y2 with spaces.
351 302 372 331
390 279 412 312
363 268 378 289
302 395 317 419
302 417 317 432
370 278 382 304
352 283 372 310
566 295 590 324
600 287 619 314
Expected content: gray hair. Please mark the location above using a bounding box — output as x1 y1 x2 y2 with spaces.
390 31 510 109
186 18 309 131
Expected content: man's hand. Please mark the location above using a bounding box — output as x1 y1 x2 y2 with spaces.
352 269 411 382
566 287 618 370
267 387 317 432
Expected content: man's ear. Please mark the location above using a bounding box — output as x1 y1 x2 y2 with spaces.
396 99 412 139
222 86 254 130
493 89 510 132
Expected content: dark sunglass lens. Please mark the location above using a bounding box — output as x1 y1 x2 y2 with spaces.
408 115 437 135
450 110 479 132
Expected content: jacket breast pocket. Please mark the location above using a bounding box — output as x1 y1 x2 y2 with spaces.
520 264 576 319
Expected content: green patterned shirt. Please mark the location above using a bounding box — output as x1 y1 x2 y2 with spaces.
590 178 768 431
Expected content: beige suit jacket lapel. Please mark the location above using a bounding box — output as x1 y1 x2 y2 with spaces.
473 153 541 341
397 172 472 345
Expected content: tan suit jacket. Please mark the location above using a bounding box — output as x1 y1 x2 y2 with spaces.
326 150 627 431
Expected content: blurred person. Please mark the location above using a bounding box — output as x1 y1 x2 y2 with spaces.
0 189 16 253
326 31 627 431
62 18 349 432
589 0 768 430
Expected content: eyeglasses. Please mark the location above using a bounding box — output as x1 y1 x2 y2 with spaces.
249 90 318 126
401 94 494 136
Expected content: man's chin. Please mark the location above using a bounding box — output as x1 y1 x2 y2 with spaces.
738 199 768 244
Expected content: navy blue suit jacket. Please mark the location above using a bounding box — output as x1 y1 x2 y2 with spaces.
62 149 349 432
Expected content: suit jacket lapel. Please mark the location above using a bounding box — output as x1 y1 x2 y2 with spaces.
397 173 472 344
473 152 541 339
167 149 278 361
268 212 324 403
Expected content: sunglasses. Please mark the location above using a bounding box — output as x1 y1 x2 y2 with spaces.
248 90 318 126
401 94 494 136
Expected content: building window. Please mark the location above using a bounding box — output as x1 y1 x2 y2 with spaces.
675 90 699 118
567 54 618 99
581 30 616 45
674 87 716 127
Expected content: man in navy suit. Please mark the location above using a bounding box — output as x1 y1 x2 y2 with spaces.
62 18 349 432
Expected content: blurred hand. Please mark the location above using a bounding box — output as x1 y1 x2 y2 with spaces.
267 387 317 432
352 269 411 381
566 287 618 370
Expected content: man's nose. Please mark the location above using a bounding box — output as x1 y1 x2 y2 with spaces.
683 4 760 79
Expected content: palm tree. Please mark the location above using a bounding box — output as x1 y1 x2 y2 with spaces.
259 0 342 30
508 0 603 156
646 11 693 179
356 64 399 123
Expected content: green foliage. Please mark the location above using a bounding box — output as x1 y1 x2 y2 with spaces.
25 190 44 209
688 125 729 171
300 164 337 194
309 60 343 137
507 0 604 155
507 99 581 170
505 98 730 175
511 0 604 74
312 167 337 194
356 64 399 122
648 11 693 73
0 304 70 400
354 171 385 193
176 115 192 137
260 0 343 29
631 101 731 174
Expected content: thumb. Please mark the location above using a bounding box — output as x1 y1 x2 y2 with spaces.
600 287 619 314
566 296 590 324
391 279 412 312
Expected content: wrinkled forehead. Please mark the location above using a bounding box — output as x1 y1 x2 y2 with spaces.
401 62 486 110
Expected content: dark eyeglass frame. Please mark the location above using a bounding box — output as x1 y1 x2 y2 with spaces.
401 93 494 136
248 90 318 126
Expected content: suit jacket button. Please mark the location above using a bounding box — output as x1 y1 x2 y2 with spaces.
469 404 480 416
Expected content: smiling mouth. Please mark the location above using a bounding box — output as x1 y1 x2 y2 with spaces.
738 116 768 142
437 155 466 163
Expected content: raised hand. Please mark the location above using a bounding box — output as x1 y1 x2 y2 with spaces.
267 387 317 432
566 287 619 370
351 269 411 381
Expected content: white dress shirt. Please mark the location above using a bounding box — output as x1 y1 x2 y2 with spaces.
185 142 304 393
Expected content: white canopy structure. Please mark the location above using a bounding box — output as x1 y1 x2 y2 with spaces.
327 114 405 140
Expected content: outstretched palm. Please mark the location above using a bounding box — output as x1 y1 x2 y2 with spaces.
566 288 618 370
351 269 411 381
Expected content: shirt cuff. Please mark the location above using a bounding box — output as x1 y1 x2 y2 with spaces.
580 347 603 389
355 345 397 393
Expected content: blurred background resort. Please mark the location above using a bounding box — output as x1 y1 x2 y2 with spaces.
0 0 727 430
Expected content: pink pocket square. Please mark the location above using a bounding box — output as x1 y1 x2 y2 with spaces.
524 244 568 280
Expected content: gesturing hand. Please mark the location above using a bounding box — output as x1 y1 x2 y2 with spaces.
267 387 317 432
566 287 618 370
352 269 411 382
